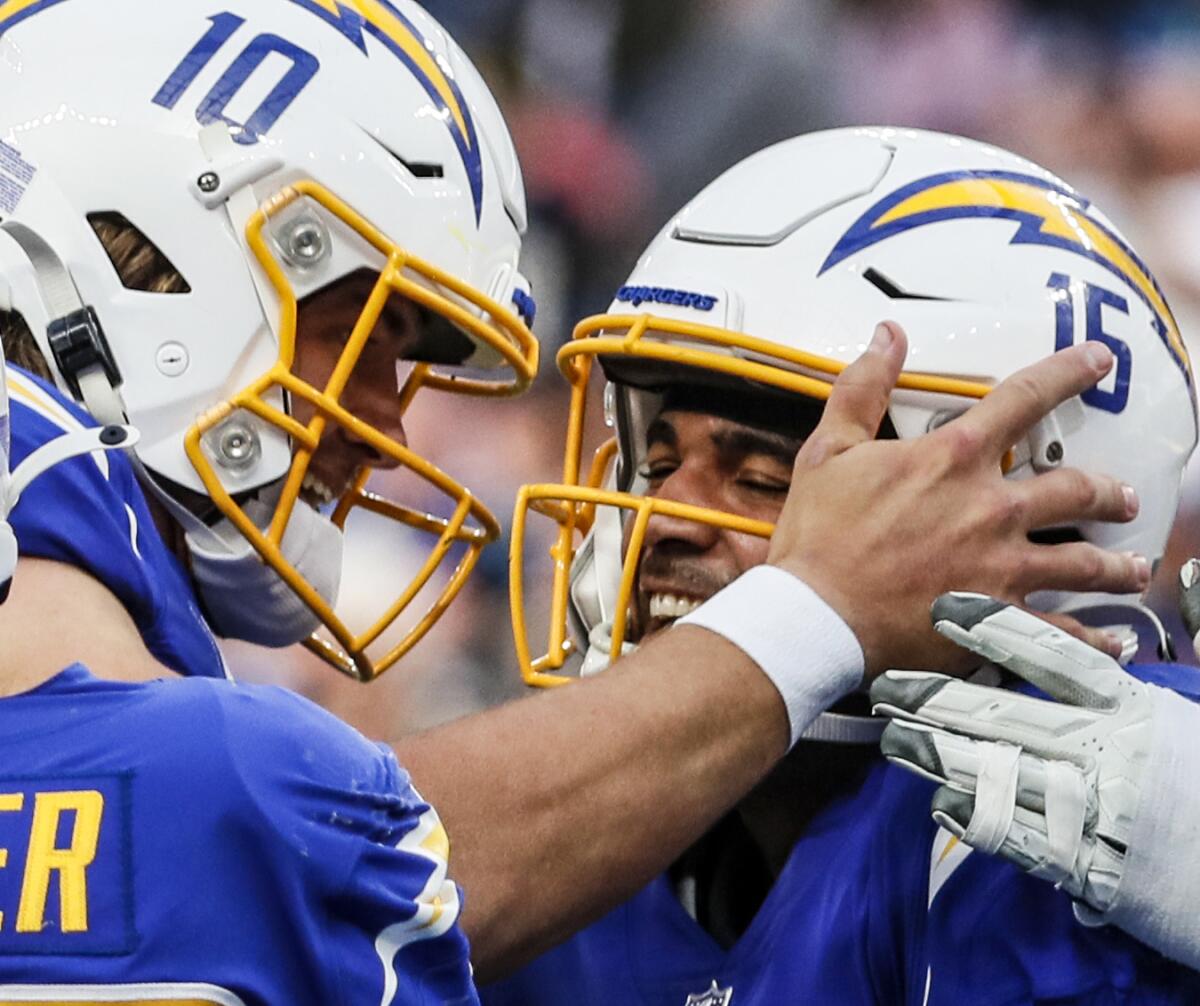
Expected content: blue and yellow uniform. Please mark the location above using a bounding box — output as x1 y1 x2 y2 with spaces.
484 665 1200 1005
0 369 478 1003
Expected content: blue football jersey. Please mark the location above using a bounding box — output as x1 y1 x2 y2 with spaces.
0 663 478 1004
485 662 1200 1005
5 367 226 679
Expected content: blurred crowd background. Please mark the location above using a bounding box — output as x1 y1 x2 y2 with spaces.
228 0 1200 741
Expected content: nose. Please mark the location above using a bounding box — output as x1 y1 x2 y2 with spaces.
641 463 722 554
339 365 408 470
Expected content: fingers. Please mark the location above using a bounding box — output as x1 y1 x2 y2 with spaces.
869 669 956 725
1016 542 1150 596
1016 468 1139 529
930 593 1128 706
951 343 1114 458
1037 612 1127 662
872 667 1101 754
795 322 906 467
1180 559 1200 648
888 728 1097 892
929 788 1047 875
881 720 1057 812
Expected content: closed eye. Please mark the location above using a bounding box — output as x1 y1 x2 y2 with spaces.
637 462 678 487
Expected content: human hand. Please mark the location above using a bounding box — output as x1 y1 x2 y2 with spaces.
766 322 1146 679
870 593 1149 913
870 592 1200 971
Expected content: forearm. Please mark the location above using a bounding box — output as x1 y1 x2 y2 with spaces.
1088 686 1200 969
395 626 786 982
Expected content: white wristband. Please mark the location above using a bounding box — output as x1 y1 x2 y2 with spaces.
677 565 865 748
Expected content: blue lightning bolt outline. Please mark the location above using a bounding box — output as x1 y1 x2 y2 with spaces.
820 169 1192 391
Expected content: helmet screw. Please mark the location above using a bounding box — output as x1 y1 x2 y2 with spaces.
197 172 220 194
1045 441 1064 464
277 214 331 269
213 420 261 471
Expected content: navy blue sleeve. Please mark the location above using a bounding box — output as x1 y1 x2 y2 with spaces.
207 682 479 1005
6 366 226 678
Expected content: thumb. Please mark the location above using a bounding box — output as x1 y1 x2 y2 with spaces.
796 321 907 468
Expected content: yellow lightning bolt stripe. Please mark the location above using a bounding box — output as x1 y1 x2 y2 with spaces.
0 0 50 25
7 374 79 433
305 0 469 143
420 819 451 862
937 834 960 865
878 178 1191 374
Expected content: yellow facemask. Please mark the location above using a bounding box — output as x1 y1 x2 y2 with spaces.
510 312 989 688
185 179 539 682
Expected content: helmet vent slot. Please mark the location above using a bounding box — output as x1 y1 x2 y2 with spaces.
87 212 191 294
403 161 445 179
360 129 445 179
862 267 949 302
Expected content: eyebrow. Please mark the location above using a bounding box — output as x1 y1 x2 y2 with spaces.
646 416 679 451
646 414 803 464
711 426 802 465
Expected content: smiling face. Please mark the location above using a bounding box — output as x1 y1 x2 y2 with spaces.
629 390 820 641
291 268 473 507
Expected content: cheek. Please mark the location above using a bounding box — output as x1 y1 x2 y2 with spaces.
729 531 771 572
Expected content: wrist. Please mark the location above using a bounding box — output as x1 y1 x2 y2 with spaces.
677 565 864 747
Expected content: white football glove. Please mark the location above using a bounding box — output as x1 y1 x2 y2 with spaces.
871 592 1200 968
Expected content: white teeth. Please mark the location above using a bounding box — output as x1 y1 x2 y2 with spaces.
648 594 704 621
302 472 336 505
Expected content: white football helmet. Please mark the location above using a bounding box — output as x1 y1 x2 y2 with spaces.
510 127 1197 742
0 0 538 679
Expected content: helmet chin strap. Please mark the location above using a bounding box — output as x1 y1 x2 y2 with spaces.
0 221 127 428
0 218 227 546
0 202 340 645
193 123 285 342
0 422 140 603
798 711 885 745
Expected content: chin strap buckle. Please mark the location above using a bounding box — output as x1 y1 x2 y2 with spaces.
46 306 122 401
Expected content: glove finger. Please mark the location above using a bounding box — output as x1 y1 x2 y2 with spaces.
930 758 1094 902
868 669 955 720
1180 559 1200 651
881 720 1054 812
932 784 1102 903
873 671 1102 759
931 787 1045 875
932 592 1125 708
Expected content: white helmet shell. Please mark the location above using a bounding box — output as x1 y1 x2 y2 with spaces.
510 126 1197 699
0 0 539 676
612 127 1195 592
0 0 531 494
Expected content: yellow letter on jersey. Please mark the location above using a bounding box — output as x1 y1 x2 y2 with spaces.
16 790 104 934
0 792 24 931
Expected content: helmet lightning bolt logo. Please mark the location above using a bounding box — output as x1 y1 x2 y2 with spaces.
289 0 483 222
821 170 1192 388
0 0 485 223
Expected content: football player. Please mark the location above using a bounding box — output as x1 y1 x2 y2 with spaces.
488 127 1200 1003
0 3 1154 992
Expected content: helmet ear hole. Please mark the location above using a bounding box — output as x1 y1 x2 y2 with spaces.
86 212 191 294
